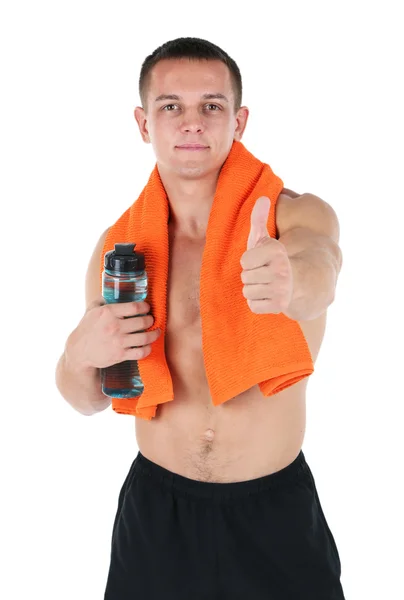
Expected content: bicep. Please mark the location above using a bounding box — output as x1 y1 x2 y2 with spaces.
85 227 110 310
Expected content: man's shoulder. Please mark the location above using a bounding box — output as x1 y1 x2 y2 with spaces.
280 188 301 199
275 189 302 238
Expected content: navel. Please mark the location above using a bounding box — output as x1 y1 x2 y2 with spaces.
202 428 215 441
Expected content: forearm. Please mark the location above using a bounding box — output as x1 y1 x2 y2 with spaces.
280 227 342 321
55 338 111 416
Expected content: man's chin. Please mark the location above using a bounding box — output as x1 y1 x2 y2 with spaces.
175 164 208 178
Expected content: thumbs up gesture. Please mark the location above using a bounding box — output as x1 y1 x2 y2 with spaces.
240 196 294 315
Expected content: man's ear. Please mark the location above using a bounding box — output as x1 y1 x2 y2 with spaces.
134 107 151 144
233 106 249 141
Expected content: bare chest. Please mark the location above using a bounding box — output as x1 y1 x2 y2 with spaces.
136 231 327 481
166 234 204 329
163 233 326 372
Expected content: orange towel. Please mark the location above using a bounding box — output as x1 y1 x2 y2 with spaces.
100 140 314 420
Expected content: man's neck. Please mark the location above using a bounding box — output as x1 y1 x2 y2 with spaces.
160 168 219 239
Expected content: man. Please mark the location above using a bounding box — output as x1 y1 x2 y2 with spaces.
55 37 345 599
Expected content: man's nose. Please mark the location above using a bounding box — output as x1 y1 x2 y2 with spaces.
180 111 205 133
183 124 203 133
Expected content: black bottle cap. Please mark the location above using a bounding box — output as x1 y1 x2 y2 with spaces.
104 243 145 273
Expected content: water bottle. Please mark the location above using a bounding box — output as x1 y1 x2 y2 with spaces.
101 243 148 398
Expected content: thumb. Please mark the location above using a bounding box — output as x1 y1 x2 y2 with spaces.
247 196 272 250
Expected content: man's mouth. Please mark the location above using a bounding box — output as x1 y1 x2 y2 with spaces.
176 144 209 151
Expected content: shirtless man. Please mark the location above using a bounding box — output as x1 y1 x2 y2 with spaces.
55 38 345 599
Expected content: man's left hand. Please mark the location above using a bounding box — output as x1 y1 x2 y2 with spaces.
240 196 294 315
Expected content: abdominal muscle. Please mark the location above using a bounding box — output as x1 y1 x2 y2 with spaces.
135 322 310 483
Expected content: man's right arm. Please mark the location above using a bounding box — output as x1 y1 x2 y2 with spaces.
55 227 111 416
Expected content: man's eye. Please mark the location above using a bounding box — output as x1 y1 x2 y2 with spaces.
162 104 221 111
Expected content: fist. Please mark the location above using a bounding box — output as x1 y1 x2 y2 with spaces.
240 196 293 315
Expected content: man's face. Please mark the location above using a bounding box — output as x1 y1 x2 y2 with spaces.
134 58 249 179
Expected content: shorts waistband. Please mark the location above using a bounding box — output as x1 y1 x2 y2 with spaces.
133 449 309 502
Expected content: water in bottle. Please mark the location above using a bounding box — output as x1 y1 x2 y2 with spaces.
101 243 148 398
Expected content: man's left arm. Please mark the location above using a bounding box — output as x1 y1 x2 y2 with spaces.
241 193 343 322
277 193 343 322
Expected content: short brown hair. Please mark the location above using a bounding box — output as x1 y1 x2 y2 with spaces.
139 37 242 114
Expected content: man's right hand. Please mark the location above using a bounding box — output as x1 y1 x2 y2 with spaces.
66 297 161 371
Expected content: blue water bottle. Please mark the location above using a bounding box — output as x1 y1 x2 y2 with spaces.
101 243 148 398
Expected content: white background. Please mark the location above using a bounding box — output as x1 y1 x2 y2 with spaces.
1 1 403 598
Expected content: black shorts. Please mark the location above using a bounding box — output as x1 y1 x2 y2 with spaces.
104 449 345 599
